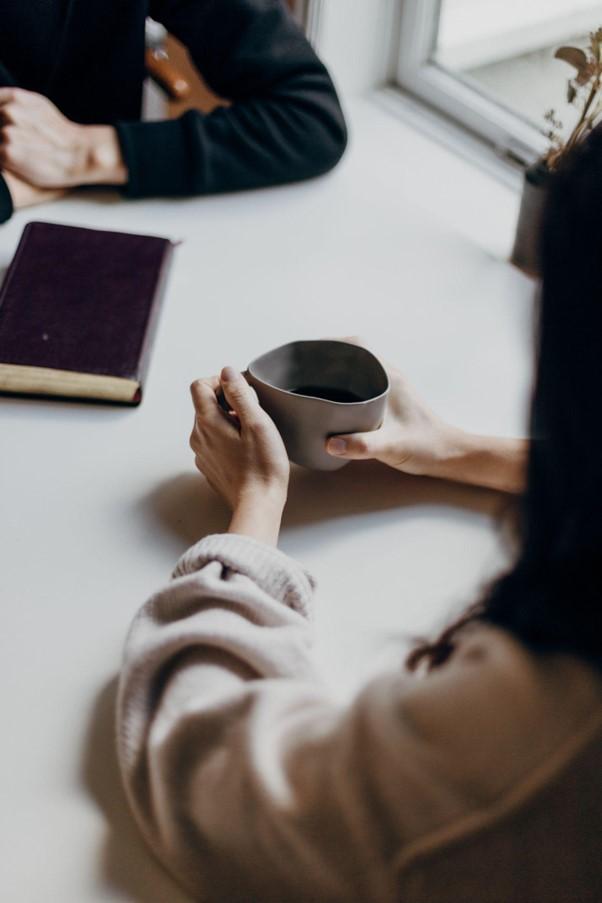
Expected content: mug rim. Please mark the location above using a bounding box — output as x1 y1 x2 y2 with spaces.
247 339 390 406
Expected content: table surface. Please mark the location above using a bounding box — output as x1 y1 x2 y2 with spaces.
0 99 535 902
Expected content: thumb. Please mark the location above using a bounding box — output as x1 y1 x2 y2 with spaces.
326 429 385 460
220 366 261 423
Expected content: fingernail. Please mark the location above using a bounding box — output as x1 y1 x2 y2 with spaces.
221 366 237 382
328 438 347 455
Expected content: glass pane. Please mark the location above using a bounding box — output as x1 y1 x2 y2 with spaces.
434 0 600 140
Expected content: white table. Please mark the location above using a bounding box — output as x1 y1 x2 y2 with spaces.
0 100 535 902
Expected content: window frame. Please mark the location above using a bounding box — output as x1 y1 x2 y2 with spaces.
395 0 549 166
292 0 324 45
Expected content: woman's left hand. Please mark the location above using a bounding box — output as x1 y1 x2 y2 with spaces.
190 367 290 544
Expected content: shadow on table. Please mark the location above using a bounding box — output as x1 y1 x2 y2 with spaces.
83 678 192 903
145 460 517 550
67 186 124 207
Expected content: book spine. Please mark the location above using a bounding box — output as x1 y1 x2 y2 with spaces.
130 239 176 405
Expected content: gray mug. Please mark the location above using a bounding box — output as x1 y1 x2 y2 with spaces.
246 340 389 470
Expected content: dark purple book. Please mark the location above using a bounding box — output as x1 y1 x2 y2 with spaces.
0 221 175 404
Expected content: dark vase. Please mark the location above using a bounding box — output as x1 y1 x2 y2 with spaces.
510 161 550 278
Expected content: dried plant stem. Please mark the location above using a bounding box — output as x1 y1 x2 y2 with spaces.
566 75 601 153
544 29 602 170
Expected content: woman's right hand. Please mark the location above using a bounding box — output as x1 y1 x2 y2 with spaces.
325 358 527 494
326 365 458 477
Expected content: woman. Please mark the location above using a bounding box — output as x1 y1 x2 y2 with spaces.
0 0 346 222
116 132 602 901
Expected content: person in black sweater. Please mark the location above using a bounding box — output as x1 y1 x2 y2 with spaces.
0 0 347 224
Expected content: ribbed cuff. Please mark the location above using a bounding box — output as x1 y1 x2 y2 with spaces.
115 115 196 198
173 533 316 618
0 174 14 223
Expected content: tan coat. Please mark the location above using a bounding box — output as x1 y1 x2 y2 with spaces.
117 534 602 902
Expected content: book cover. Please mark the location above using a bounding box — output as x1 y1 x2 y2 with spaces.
0 221 175 404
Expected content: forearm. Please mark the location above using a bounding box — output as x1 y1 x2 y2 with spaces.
118 0 346 199
228 487 286 547
431 428 528 494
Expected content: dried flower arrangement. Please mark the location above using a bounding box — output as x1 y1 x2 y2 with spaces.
543 28 602 171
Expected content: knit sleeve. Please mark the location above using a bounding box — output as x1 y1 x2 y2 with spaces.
116 533 599 902
0 174 13 224
115 0 347 199
116 533 456 902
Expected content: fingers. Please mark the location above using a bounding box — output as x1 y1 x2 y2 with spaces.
0 88 17 106
0 87 43 107
219 367 262 426
190 368 267 449
0 88 40 125
190 376 220 417
190 377 227 456
326 429 385 460
0 126 28 172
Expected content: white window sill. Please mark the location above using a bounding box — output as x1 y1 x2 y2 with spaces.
355 90 525 260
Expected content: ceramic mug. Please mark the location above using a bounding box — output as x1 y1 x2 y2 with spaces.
246 340 390 470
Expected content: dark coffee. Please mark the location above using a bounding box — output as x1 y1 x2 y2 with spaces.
289 385 363 403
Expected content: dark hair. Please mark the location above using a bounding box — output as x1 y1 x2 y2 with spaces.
410 127 602 671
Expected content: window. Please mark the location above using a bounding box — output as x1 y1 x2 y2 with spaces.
291 0 323 44
396 0 600 165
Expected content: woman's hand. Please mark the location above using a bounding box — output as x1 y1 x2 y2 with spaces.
190 367 290 545
0 88 127 188
326 365 456 476
326 360 527 494
3 170 66 209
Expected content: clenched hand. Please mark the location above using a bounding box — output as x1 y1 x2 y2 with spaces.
0 87 127 190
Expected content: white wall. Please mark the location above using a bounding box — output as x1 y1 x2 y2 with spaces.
312 0 399 97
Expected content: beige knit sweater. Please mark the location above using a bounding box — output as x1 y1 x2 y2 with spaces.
117 534 602 903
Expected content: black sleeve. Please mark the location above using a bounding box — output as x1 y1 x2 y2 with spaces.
115 0 347 199
0 174 13 224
